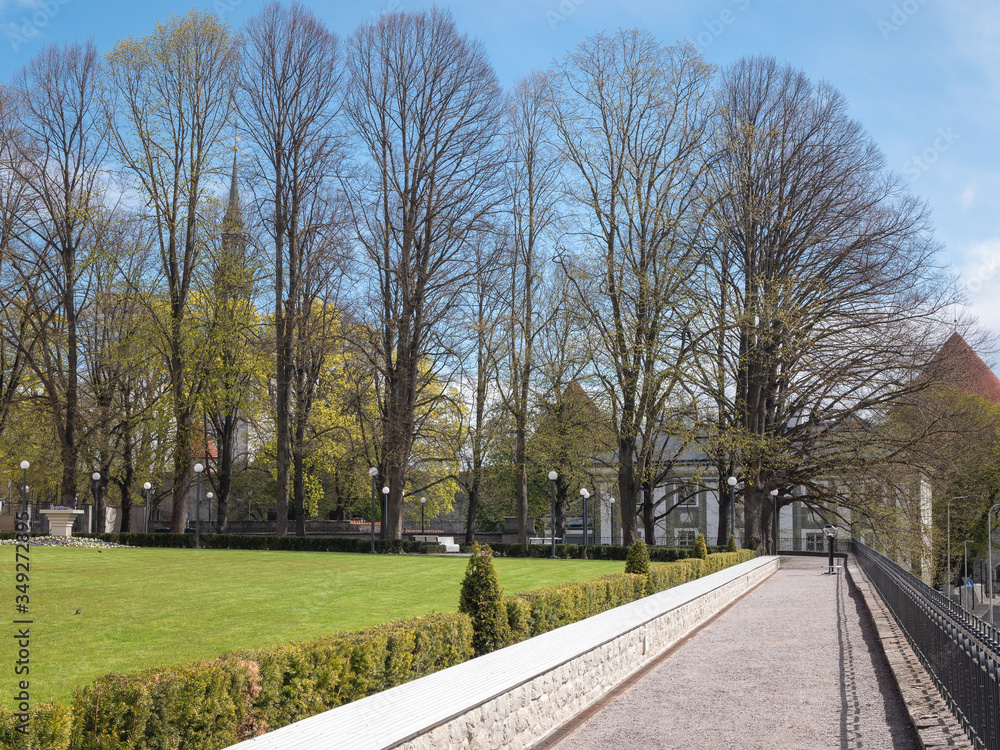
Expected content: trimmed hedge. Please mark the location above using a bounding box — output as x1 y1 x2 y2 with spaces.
483 542 728 561
506 551 758 638
74 533 445 555
1 613 472 750
0 702 74 749
35 532 727 562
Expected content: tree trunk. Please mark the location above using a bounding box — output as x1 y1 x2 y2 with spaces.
744 490 764 551
293 410 306 537
642 478 656 544
617 438 638 545
716 461 733 546
465 484 479 545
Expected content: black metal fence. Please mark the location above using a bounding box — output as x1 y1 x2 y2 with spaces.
853 540 1000 749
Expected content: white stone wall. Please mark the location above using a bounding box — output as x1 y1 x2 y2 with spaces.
401 559 777 750
227 556 778 750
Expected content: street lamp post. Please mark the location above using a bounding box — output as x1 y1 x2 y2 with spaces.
207 492 213 534
382 486 389 541
825 524 837 573
368 467 378 553
727 476 737 546
770 488 779 555
420 496 426 534
194 463 204 549
91 472 101 534
988 503 1000 627
19 461 29 519
548 471 558 559
609 497 615 545
143 482 152 533
580 488 590 548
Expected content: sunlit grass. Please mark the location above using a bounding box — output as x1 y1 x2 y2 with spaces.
0 546 625 704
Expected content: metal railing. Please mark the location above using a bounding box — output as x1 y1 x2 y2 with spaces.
853 540 1000 749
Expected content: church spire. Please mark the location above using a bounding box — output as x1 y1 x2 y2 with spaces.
218 142 248 299
223 146 243 233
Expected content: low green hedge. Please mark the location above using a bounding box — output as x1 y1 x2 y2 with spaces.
74 533 445 555
507 551 757 638
483 542 727 560
0 702 74 749
1 613 472 750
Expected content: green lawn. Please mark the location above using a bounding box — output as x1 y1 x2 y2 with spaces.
1 546 626 704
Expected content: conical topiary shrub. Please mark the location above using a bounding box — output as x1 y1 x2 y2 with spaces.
694 533 709 561
726 534 737 553
459 543 510 656
624 539 650 575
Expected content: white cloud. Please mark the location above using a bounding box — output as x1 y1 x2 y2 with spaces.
961 183 976 210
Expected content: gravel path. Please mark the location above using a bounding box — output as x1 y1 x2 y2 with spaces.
539 557 919 750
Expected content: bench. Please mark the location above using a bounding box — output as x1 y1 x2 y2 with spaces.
828 564 842 575
412 534 460 553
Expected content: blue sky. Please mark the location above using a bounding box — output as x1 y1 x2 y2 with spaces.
3 0 998 340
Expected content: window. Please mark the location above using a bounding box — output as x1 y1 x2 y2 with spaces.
676 529 697 546
805 532 825 552
675 485 698 507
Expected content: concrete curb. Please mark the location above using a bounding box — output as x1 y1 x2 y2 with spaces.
845 555 973 749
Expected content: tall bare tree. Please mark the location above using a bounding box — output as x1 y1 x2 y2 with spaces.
238 1 343 536
457 233 506 543
501 72 560 544
10 41 108 508
547 32 715 544
0 85 33 445
346 8 506 539
707 56 956 553
103 11 238 532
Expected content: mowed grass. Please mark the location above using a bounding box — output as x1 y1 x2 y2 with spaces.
1 546 626 704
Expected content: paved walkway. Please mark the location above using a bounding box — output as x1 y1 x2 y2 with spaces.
539 557 919 750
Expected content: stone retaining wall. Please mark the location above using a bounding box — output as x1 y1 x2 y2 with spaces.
228 555 779 750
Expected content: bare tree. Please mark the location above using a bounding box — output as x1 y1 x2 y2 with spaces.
457 233 506 544
547 32 716 544
345 8 506 539
103 11 238 533
0 85 33 445
9 41 108 508
500 72 560 544
706 56 957 553
238 1 343 536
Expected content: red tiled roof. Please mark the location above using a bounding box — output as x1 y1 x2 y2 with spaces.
926 332 1000 404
